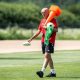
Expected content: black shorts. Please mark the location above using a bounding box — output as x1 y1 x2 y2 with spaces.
41 42 54 54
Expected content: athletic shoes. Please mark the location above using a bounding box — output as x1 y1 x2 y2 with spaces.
46 72 56 77
36 71 44 78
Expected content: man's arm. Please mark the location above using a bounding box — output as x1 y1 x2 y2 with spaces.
28 30 41 43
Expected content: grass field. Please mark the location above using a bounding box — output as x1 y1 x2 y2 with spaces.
0 50 80 80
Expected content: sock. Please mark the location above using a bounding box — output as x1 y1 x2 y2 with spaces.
41 67 45 73
50 69 56 74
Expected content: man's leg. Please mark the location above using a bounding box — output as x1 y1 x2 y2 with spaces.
46 54 56 77
36 52 50 78
41 53 56 76
36 42 56 78
41 52 50 72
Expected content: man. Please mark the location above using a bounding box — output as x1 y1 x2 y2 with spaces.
28 8 58 78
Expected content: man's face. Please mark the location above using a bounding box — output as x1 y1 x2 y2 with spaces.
41 9 49 19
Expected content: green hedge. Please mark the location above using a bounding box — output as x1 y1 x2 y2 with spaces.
0 2 41 28
58 10 79 28
66 3 80 27
58 3 80 28
0 2 80 29
67 3 80 16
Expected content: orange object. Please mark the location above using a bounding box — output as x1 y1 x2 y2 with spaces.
45 5 61 25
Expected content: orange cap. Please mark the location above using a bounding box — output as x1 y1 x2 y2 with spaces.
49 5 62 16
44 5 61 26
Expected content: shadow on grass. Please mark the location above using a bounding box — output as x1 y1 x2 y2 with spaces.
0 57 41 60
44 76 80 79
56 76 80 79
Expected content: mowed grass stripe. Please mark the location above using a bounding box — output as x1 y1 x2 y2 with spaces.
0 50 80 80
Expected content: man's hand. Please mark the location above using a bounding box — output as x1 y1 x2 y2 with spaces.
28 39 32 43
43 24 47 29
43 25 47 29
23 29 41 46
